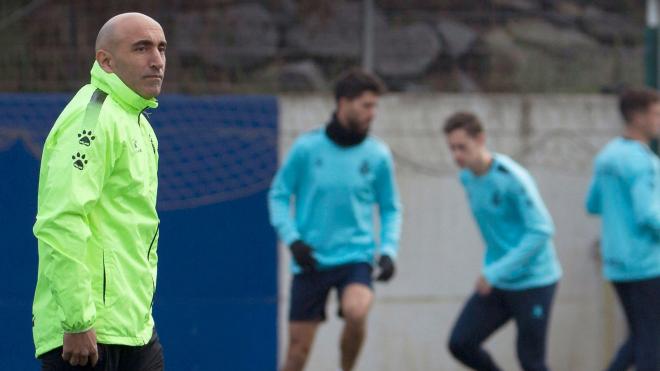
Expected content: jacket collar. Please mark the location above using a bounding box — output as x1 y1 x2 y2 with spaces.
90 61 158 113
325 113 367 147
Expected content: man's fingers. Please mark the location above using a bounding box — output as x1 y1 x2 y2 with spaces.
69 354 80 366
90 349 100 367
78 353 90 367
61 350 72 362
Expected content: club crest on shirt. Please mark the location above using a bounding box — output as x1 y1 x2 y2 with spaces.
359 160 370 176
492 191 501 206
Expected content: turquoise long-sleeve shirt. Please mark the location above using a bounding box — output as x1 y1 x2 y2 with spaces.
268 128 402 273
586 137 660 282
460 154 562 290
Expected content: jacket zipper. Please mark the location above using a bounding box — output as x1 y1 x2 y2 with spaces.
102 250 107 305
137 108 156 153
139 109 158 316
146 226 159 316
147 225 159 261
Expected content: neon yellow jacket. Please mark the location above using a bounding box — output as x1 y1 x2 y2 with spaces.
32 62 160 357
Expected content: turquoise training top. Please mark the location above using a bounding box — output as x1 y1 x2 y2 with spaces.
460 153 562 290
268 128 402 273
586 137 660 282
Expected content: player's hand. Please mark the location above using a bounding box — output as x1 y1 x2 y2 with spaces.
62 329 99 367
376 255 396 282
290 240 317 272
476 276 492 296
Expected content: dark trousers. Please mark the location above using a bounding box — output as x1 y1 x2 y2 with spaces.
40 331 163 371
606 276 660 371
448 283 557 371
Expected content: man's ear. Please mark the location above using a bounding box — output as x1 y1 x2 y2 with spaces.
96 49 114 73
476 131 487 147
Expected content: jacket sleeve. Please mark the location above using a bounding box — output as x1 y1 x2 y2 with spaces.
268 140 305 245
375 147 403 259
585 166 602 215
628 156 660 238
33 104 117 333
483 175 554 285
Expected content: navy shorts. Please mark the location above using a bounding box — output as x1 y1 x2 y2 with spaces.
289 262 373 321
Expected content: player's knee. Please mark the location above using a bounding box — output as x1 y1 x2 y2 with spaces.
519 359 546 371
517 351 546 371
342 305 369 326
447 334 472 358
288 337 313 361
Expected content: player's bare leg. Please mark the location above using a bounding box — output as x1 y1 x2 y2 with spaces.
340 284 374 371
282 321 320 371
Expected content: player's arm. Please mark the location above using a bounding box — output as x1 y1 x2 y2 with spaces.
373 148 402 281
375 147 402 259
268 140 305 246
482 176 554 285
585 165 602 215
33 107 116 334
628 157 660 238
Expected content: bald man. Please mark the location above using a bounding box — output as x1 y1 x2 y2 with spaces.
32 13 166 370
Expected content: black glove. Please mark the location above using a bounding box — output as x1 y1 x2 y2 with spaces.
376 255 395 282
290 240 317 272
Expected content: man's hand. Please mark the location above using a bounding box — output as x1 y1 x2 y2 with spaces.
62 329 98 367
476 276 492 296
290 240 317 272
376 255 396 282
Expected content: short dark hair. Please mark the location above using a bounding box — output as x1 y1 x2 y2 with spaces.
443 111 484 137
334 68 386 102
619 88 660 123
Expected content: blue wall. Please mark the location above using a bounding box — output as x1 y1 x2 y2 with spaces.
0 94 279 371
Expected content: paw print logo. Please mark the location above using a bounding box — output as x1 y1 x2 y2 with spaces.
72 152 88 170
78 130 96 146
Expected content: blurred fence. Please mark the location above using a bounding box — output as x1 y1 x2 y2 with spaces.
0 0 647 94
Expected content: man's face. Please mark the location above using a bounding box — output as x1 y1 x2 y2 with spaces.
100 21 167 99
640 102 660 139
445 129 485 169
338 91 379 135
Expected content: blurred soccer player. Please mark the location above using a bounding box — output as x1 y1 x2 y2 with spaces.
32 13 166 370
586 89 660 371
443 112 562 371
269 69 402 371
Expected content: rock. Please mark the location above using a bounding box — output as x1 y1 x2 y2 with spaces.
477 26 638 93
278 60 327 91
215 4 279 67
285 1 387 58
581 6 641 44
173 12 204 58
436 18 478 58
556 1 583 18
491 0 537 12
507 18 598 52
375 22 442 77
479 28 526 90
178 4 279 68
456 69 481 92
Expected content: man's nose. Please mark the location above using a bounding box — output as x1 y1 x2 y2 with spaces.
150 50 165 71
